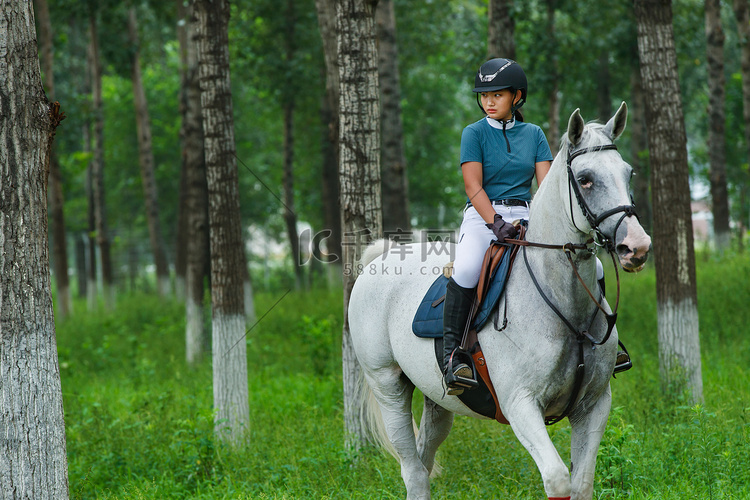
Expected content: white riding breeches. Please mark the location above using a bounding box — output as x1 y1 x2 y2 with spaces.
451 204 605 289
452 204 529 289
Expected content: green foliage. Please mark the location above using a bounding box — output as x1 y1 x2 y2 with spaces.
46 0 750 289
58 255 750 498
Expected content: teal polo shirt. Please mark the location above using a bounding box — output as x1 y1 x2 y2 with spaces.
460 117 553 202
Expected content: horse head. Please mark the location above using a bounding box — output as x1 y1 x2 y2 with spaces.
563 102 652 272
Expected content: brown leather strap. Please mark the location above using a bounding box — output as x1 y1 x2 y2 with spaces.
472 347 509 425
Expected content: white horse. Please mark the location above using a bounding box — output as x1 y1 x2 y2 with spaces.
348 103 652 500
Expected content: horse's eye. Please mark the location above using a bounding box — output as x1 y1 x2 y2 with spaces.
577 176 593 189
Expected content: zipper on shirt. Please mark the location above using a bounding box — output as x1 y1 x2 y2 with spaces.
502 120 511 153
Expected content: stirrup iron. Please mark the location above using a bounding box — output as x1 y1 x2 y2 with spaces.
613 340 632 376
444 348 478 395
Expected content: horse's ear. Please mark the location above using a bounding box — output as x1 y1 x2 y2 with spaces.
604 101 628 141
567 108 585 146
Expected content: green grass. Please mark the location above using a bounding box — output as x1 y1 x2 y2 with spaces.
57 254 750 499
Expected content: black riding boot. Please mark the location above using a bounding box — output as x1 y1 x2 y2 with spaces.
443 277 478 395
599 276 632 375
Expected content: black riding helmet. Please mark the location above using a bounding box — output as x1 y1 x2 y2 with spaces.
473 58 527 117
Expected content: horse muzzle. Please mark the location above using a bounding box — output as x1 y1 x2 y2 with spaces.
615 222 651 273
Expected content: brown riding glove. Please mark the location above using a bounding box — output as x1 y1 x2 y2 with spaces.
486 214 518 242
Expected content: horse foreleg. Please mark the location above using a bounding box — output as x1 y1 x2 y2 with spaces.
506 398 571 499
416 396 453 476
569 385 612 500
368 369 432 500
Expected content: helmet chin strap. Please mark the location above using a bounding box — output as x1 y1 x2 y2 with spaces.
510 90 525 117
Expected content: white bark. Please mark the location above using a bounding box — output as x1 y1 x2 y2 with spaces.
657 298 703 402
212 313 250 440
186 296 204 365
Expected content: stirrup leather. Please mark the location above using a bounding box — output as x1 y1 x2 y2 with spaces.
444 348 478 395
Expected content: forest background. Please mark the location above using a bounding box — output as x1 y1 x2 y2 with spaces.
24 0 750 498
48 0 747 292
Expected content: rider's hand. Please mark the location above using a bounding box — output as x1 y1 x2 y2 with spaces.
486 214 518 242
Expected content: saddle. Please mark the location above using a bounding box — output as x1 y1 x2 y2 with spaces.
411 224 526 424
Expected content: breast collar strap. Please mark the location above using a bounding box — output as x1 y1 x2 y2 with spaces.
521 244 620 426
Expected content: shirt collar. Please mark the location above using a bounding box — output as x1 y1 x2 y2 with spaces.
486 116 516 130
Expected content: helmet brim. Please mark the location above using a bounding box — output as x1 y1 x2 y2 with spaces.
472 84 513 93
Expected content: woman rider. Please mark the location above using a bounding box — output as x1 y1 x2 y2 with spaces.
443 58 631 395
442 58 553 395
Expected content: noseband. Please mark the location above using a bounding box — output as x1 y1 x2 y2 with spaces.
566 144 639 252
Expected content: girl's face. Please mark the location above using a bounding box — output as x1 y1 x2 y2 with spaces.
480 89 520 121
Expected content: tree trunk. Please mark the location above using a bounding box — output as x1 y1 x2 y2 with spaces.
706 0 730 253
314 0 343 283
629 62 653 234
337 0 383 450
488 0 516 59
282 0 303 290
75 233 88 299
377 0 411 234
34 0 72 319
0 1 70 496
180 0 210 366
89 13 115 308
545 0 560 156
128 7 171 296
732 0 750 250
86 162 98 308
84 122 98 309
174 0 190 302
193 0 249 443
597 51 612 122
634 0 703 403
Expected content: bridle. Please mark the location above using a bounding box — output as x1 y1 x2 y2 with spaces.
566 144 639 252
503 142 640 425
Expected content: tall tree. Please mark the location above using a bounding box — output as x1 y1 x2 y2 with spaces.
629 61 653 233
705 0 730 252
545 0 560 156
193 0 249 442
0 0 69 496
377 0 411 234
178 0 210 365
128 7 172 296
314 0 343 279
597 50 612 122
337 0 382 449
85 130 98 309
282 0 304 289
89 10 115 308
634 0 703 403
488 0 516 59
35 0 72 319
732 0 750 251
178 0 210 366
175 0 190 303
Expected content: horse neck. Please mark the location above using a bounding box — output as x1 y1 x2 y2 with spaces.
525 154 599 311
527 154 588 246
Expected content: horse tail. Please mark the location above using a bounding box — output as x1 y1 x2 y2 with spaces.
359 239 393 268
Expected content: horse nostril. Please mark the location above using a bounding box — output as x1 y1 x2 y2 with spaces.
616 244 631 257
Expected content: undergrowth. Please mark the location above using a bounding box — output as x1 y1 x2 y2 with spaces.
57 254 750 499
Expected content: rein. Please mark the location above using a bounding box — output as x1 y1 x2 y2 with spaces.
504 143 635 426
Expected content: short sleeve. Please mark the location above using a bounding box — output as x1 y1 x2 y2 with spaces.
535 127 554 163
460 124 483 165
